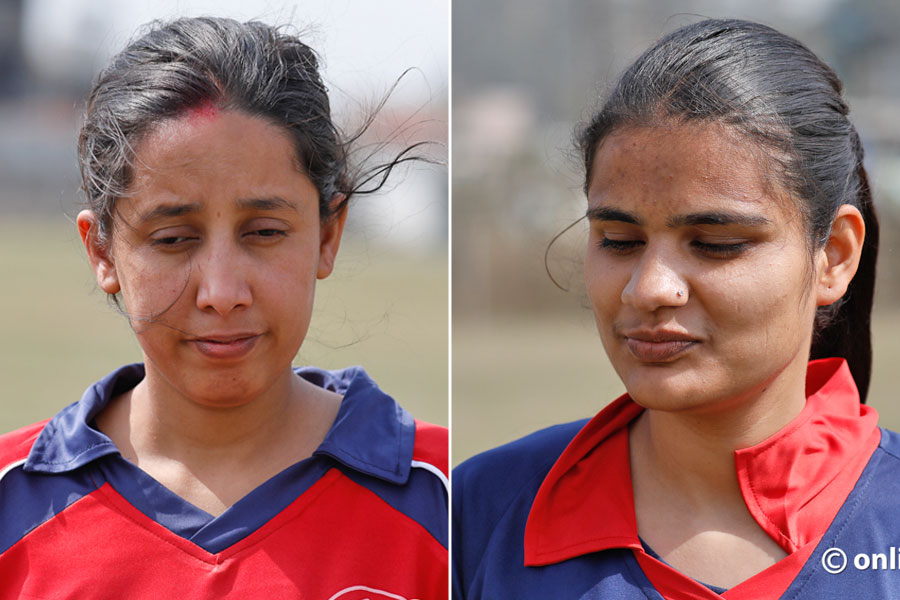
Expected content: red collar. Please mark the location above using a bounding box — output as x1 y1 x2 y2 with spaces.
524 358 880 599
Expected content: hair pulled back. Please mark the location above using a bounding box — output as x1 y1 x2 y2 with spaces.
79 16 418 247
578 19 878 401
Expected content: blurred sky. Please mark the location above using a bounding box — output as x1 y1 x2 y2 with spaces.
21 0 448 109
6 0 449 249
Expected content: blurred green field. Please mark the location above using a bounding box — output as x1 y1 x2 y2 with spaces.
0 216 448 432
453 306 900 465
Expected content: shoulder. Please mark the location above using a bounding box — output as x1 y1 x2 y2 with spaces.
453 419 587 526
876 427 900 459
454 419 587 501
413 419 448 482
303 365 449 548
864 428 900 489
828 427 900 521
777 428 900 597
452 420 587 541
452 421 588 593
0 420 49 474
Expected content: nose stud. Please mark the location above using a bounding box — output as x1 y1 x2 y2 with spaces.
676 290 685 298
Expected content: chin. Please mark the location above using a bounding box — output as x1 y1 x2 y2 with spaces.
181 373 264 409
616 363 715 412
625 384 700 412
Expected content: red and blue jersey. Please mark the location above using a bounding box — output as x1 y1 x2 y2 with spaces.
0 364 448 599
453 358 900 599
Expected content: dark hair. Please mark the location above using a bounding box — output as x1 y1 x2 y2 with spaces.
578 19 878 401
79 16 426 247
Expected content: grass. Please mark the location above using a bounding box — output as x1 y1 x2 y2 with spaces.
0 216 448 432
452 313 622 464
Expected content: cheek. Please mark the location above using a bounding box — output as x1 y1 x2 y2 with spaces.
260 262 319 357
259 250 320 309
116 253 192 321
584 254 611 311
584 252 630 335
697 255 813 346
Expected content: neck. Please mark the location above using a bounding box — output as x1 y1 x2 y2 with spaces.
95 363 342 515
630 357 808 509
100 364 341 469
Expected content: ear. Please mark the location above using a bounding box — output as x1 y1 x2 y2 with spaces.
316 194 348 280
815 204 865 307
77 210 121 294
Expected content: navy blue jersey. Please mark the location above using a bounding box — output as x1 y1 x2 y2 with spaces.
453 359 894 599
0 364 448 599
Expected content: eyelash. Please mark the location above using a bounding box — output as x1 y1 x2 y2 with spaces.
151 229 287 248
152 236 197 247
692 240 748 257
597 238 639 254
248 228 288 239
598 238 748 258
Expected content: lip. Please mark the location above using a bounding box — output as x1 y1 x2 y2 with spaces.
187 333 262 360
622 329 699 363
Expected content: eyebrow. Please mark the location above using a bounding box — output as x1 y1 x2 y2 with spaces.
585 206 640 224
236 197 298 212
670 212 771 227
585 206 771 228
137 202 202 223
137 197 297 223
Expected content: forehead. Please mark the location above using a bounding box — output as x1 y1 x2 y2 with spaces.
588 122 792 217
112 109 316 225
133 109 299 175
134 110 307 190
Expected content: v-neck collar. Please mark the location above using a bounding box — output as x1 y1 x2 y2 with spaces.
22 363 417 553
524 358 880 599
25 364 415 482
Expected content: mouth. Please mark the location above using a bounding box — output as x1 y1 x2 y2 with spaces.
622 330 699 363
187 333 262 360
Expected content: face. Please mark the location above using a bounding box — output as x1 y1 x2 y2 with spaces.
584 123 822 413
79 109 345 407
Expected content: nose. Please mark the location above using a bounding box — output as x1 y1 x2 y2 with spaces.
620 248 688 311
194 240 252 316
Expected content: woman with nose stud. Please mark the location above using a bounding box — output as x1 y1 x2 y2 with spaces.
454 19 891 600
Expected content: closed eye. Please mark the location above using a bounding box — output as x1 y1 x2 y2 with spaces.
244 228 289 241
691 240 749 258
252 229 287 237
598 238 643 254
151 235 198 247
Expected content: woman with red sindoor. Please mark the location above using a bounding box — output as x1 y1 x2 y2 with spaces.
0 17 447 599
